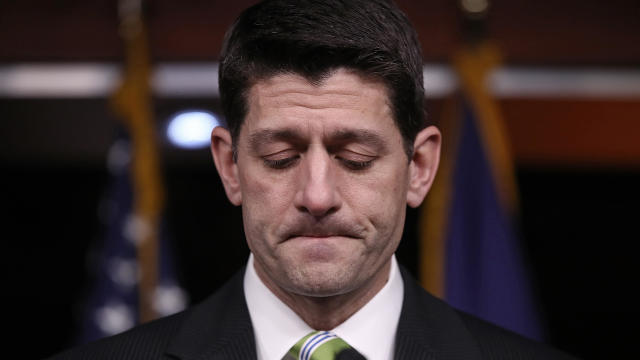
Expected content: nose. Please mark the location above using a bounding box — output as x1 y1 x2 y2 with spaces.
294 148 342 218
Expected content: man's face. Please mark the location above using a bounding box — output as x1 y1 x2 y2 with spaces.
231 69 414 297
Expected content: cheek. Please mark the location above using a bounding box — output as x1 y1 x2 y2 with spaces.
342 168 408 229
239 168 295 227
346 163 408 201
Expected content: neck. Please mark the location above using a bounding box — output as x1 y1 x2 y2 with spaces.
254 260 391 330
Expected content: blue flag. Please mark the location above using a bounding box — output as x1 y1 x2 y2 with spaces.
78 138 187 344
420 43 543 341
444 100 542 340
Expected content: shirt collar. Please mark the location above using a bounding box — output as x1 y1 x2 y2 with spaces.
244 254 404 360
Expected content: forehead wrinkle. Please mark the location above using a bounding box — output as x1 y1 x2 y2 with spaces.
259 89 369 112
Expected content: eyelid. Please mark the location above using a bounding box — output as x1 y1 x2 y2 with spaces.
262 148 296 159
336 149 377 161
335 150 377 170
339 158 374 170
263 157 298 169
261 149 300 169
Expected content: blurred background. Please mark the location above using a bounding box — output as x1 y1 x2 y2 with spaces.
1 0 639 359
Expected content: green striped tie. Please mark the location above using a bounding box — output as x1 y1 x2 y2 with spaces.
283 331 355 360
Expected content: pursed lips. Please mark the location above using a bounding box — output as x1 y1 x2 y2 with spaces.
279 221 367 243
287 231 359 239
286 232 361 241
294 233 342 239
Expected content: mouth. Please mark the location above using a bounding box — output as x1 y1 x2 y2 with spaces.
284 234 363 248
289 234 342 240
293 231 340 238
287 229 362 239
285 233 360 260
281 221 365 243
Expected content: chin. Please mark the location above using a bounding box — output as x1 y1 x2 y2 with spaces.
283 262 362 297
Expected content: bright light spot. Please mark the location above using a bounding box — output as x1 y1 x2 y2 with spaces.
153 284 188 316
167 110 219 149
460 0 489 14
95 302 135 335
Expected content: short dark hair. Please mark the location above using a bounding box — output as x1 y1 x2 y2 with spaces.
219 0 426 158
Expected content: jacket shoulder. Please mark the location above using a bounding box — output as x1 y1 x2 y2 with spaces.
45 311 188 360
398 266 579 360
457 311 579 360
46 269 250 360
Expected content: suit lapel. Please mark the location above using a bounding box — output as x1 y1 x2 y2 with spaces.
395 267 483 360
166 268 257 360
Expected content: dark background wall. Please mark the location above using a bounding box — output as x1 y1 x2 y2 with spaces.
1 1 639 359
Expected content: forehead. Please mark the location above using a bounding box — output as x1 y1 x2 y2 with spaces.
242 69 398 137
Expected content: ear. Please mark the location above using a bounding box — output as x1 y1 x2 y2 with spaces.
210 126 242 205
407 125 441 208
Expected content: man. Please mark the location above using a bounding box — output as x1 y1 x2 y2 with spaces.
51 0 576 359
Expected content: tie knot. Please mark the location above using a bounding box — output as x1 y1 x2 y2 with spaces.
285 331 362 360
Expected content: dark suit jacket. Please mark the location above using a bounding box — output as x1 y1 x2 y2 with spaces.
48 267 577 359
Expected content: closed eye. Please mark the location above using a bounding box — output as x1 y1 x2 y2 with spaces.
263 155 300 169
336 151 377 171
339 158 374 170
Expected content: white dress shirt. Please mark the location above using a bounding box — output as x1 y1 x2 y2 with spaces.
244 254 404 360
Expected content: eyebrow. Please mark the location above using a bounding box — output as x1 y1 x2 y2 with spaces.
327 129 387 152
248 128 306 152
248 127 388 153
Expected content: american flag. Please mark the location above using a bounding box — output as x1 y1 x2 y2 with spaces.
78 137 187 343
